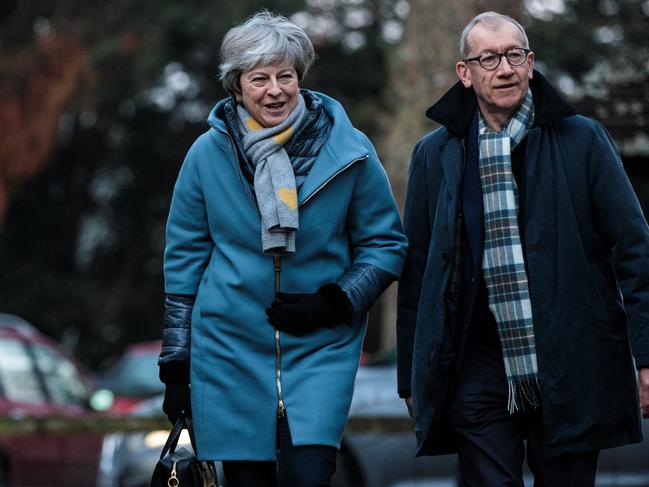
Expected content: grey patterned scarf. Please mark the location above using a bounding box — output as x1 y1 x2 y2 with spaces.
478 88 540 413
237 94 306 254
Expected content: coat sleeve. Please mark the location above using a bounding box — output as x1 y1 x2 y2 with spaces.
587 121 649 369
158 294 194 384
336 133 407 315
336 263 396 319
164 140 214 295
397 139 432 397
159 138 215 377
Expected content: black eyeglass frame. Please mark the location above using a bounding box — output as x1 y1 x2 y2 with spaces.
463 48 531 70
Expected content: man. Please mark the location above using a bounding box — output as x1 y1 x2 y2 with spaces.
396 11 649 486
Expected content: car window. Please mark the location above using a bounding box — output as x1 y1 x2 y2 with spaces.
0 337 47 404
106 353 164 397
31 343 92 406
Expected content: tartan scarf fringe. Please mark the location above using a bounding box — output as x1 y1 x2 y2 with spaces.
508 376 541 414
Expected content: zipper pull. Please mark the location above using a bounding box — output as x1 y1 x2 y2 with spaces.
168 461 179 487
277 401 286 418
273 255 281 292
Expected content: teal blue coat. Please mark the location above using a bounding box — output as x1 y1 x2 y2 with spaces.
164 92 407 460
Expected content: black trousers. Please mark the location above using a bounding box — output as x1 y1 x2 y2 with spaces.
222 415 337 487
446 315 599 487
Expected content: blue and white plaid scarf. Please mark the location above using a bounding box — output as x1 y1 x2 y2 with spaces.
479 89 540 413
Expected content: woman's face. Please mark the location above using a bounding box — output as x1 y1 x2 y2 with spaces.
238 63 299 128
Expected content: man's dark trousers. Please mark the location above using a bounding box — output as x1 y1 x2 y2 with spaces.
445 295 599 487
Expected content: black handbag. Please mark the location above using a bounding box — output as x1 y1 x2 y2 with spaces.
151 412 218 487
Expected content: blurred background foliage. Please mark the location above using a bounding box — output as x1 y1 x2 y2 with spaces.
0 0 647 369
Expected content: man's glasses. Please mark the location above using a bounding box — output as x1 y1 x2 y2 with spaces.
463 48 531 70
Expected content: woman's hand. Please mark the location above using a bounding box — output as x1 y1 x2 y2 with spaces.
265 283 351 336
159 361 191 424
162 383 191 425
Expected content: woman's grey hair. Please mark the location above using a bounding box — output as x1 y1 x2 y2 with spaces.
459 11 529 58
219 11 315 97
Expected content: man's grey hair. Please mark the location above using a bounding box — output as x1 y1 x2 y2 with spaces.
219 11 315 97
459 11 529 58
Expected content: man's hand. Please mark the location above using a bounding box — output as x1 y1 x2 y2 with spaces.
405 396 414 418
639 368 649 419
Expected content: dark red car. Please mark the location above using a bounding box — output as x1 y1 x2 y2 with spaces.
0 313 103 487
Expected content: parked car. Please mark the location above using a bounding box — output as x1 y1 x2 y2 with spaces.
0 313 105 487
97 343 649 487
97 340 165 413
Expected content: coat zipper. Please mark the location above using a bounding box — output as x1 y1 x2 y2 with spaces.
273 254 286 418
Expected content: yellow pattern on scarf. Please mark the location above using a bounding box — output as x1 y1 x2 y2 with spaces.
278 187 298 210
245 117 294 146
245 117 264 131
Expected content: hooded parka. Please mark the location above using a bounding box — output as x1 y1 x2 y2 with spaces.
163 91 407 460
397 71 649 457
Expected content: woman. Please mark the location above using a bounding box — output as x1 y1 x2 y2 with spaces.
158 11 407 487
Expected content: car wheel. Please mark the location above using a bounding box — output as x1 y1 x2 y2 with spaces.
332 442 364 487
0 455 10 487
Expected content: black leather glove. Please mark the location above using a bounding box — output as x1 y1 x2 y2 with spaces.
159 361 189 385
162 383 191 425
159 361 190 425
265 283 352 336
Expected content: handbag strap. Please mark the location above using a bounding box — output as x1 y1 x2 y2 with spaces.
184 413 199 454
159 411 200 460
158 413 185 460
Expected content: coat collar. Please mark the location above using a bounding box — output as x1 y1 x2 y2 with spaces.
296 91 368 205
207 90 368 207
425 70 577 137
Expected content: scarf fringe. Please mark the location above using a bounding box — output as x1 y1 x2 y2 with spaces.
507 376 541 414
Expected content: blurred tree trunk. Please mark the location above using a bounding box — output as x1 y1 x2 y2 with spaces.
375 0 523 350
0 36 86 227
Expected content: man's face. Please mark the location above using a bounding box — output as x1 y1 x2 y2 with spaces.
456 21 534 129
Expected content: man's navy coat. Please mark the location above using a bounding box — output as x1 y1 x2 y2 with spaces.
397 71 649 456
